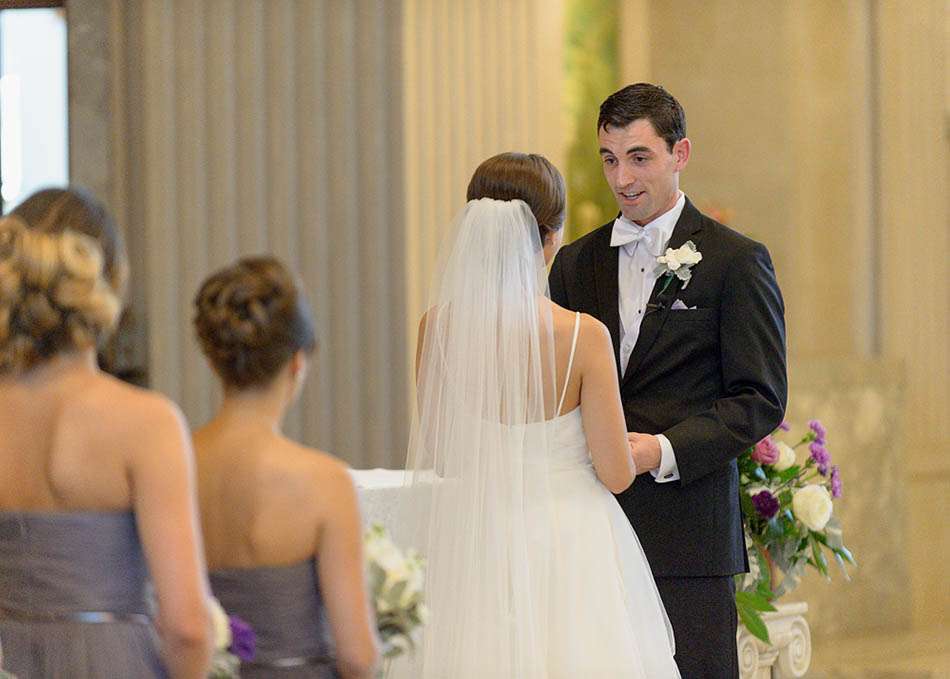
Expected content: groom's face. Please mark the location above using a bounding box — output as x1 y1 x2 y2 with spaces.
598 118 689 225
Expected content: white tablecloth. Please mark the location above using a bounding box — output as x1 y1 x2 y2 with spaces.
350 468 432 550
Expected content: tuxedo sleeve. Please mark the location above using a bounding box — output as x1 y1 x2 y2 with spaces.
663 242 787 486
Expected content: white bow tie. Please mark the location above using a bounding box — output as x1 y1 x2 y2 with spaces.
610 217 662 257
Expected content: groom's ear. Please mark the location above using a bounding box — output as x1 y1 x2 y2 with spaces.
672 137 691 171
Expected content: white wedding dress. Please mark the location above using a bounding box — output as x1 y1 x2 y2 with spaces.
396 199 679 679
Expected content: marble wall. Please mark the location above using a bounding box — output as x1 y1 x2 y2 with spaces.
630 0 949 633
783 358 910 637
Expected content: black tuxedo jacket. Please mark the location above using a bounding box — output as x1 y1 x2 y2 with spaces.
549 198 787 577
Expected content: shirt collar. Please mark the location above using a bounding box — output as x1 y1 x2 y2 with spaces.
611 191 686 257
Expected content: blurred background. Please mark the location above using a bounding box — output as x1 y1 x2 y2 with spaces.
1 0 946 675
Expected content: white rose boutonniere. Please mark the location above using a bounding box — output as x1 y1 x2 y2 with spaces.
655 240 702 289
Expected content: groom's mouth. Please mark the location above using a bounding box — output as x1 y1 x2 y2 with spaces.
619 190 646 204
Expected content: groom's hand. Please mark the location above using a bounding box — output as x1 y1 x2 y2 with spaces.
627 432 661 474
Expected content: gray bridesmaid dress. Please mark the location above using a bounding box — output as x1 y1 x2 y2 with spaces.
0 511 167 678
209 559 340 679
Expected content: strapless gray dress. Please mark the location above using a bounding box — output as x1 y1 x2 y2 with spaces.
0 511 167 678
210 559 340 678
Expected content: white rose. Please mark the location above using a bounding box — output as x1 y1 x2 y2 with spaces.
792 485 833 531
672 243 702 266
772 441 796 471
400 561 425 607
659 248 682 270
383 561 410 593
208 597 232 650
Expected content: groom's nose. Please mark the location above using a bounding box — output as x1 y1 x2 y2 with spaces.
617 163 639 188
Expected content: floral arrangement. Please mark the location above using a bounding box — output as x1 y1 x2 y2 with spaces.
735 419 855 643
364 523 428 660
208 597 256 678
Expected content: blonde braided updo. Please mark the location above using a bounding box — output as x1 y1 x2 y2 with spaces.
0 188 128 374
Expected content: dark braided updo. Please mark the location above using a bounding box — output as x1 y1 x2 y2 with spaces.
193 256 316 389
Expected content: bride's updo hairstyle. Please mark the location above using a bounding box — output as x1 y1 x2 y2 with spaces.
193 256 316 390
466 152 566 243
0 187 128 375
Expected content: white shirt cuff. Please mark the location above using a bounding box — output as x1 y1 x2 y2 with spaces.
650 434 680 483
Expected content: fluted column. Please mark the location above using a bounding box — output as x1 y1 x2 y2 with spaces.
875 0 949 628
401 0 567 364
75 0 408 468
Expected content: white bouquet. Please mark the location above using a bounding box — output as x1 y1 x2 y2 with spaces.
364 524 427 659
208 597 256 678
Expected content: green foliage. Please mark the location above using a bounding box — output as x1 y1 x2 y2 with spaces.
564 0 620 241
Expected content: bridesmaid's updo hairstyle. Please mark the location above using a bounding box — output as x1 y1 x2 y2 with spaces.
193 256 316 390
466 152 566 244
0 187 128 375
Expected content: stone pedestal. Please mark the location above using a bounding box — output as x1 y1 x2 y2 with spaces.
738 602 812 678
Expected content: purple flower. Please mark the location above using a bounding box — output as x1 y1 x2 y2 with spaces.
830 465 842 499
751 490 781 520
751 437 780 465
808 419 826 444
778 421 791 432
809 441 831 475
229 616 257 662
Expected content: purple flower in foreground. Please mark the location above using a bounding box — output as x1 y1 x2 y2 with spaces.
751 490 781 520
229 616 257 662
809 441 831 475
830 465 842 499
778 421 791 432
809 419 826 444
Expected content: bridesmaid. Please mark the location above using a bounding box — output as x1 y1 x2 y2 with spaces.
192 256 378 679
0 187 212 678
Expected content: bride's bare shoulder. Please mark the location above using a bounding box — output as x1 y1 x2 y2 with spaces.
548 302 607 338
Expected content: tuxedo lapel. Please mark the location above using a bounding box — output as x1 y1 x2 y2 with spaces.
591 226 622 374
621 199 705 386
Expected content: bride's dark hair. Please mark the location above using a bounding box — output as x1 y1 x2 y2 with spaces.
466 152 565 242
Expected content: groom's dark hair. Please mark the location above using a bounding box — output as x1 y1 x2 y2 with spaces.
598 83 686 152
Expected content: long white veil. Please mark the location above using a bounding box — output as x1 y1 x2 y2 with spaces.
400 198 558 678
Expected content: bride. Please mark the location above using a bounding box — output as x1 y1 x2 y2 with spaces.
397 153 680 678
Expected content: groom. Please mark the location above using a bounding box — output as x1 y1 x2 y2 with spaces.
550 83 787 677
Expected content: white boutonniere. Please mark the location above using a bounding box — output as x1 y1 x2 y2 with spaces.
655 240 702 289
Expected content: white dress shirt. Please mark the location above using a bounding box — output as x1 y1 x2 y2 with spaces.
610 191 686 483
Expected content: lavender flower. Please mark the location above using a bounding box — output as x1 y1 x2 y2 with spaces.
751 490 780 520
778 421 791 432
830 465 842 499
229 616 257 663
809 441 831 475
809 419 826 444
